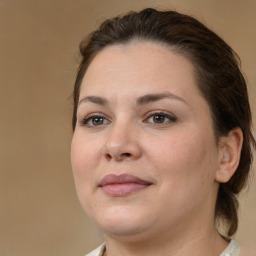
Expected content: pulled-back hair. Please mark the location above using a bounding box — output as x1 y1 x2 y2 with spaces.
72 8 255 236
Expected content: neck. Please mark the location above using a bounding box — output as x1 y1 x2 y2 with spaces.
103 224 229 256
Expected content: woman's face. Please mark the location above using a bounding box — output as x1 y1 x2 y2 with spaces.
71 41 221 241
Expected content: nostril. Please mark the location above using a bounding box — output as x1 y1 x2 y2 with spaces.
122 153 131 157
104 152 132 161
105 153 112 160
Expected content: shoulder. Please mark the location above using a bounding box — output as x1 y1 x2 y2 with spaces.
85 244 106 256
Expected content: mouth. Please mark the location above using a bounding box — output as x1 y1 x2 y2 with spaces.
98 173 152 197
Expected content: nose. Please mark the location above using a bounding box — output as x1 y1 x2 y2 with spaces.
103 121 142 162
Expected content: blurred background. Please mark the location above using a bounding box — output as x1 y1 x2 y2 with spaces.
0 0 255 255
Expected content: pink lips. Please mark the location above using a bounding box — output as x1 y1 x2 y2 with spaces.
99 174 152 196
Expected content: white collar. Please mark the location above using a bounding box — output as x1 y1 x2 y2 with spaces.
86 240 240 256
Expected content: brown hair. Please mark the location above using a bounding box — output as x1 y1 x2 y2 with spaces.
72 8 255 236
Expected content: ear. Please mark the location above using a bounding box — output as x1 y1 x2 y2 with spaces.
215 127 243 183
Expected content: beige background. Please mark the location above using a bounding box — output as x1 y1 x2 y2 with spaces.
0 0 255 255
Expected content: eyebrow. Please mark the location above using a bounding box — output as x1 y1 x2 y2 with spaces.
78 92 187 106
78 95 108 106
136 92 187 105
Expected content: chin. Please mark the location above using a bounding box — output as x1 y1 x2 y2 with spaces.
92 205 154 239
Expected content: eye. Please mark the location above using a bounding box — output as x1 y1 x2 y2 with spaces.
144 111 177 125
80 114 110 127
151 114 166 123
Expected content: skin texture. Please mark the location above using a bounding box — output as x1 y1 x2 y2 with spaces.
71 41 243 256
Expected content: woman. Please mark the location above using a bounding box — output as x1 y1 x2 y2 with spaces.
70 8 255 256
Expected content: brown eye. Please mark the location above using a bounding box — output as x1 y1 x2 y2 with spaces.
153 115 166 123
80 114 110 127
92 117 104 125
145 112 177 125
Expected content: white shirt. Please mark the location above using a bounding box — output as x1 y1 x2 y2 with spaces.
85 239 240 256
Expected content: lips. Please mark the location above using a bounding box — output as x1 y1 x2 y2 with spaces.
99 174 152 196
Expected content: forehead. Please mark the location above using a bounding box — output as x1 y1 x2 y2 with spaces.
80 41 199 98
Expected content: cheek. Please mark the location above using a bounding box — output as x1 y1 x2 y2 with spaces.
71 133 102 191
144 130 217 187
70 133 105 216
151 132 218 213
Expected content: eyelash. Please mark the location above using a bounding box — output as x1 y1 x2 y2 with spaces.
144 111 177 125
79 112 110 127
79 111 177 128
